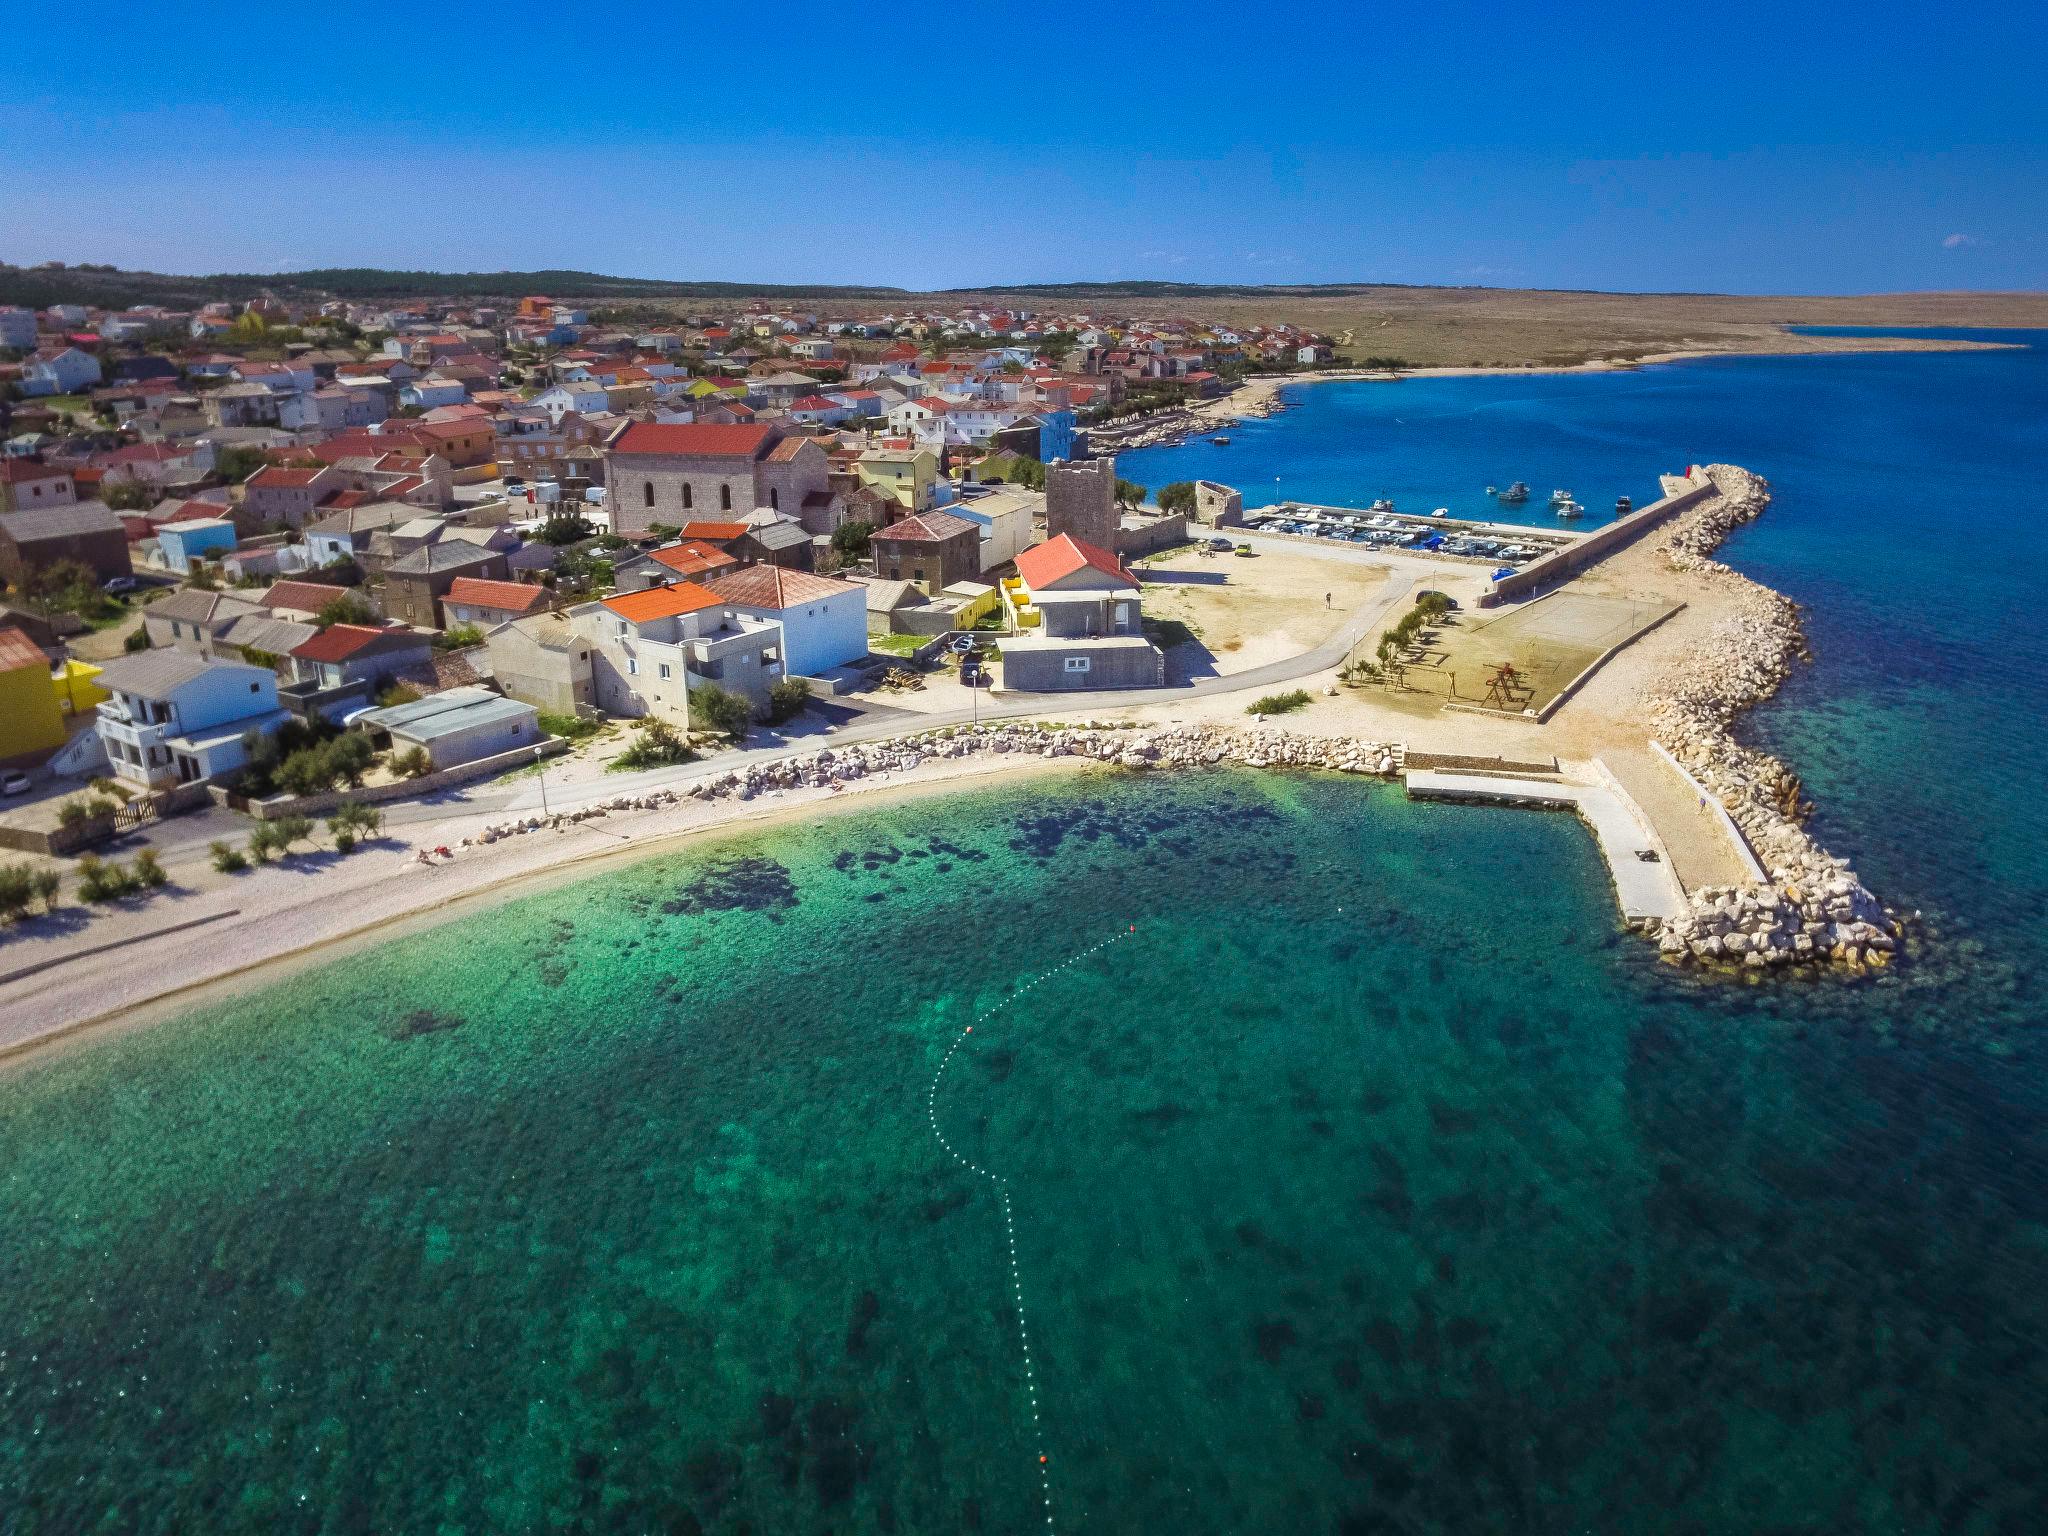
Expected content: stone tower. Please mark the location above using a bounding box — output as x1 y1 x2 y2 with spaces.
1045 456 1119 552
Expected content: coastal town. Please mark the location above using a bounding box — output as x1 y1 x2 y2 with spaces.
0 285 1901 1052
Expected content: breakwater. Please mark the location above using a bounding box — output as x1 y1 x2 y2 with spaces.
1645 464 1901 969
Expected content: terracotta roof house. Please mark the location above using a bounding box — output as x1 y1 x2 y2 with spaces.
700 565 867 675
441 576 554 628
281 623 435 721
260 579 355 620
611 538 739 592
1002 534 1160 693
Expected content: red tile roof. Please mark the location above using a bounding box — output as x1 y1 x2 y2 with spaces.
445 577 549 615
262 579 352 613
601 582 725 622
289 622 421 662
1014 534 1135 591
248 465 324 488
701 565 857 611
0 628 49 671
648 539 737 577
610 422 776 458
877 511 977 543
676 520 750 542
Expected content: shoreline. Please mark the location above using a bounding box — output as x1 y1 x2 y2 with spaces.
0 753 1090 1070
1097 332 2017 454
0 454 1900 1058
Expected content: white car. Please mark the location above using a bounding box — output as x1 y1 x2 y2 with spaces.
0 770 32 797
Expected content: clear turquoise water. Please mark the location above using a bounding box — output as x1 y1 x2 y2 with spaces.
4 338 2047 1534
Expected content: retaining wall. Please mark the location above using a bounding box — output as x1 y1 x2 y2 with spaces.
1480 481 1712 605
212 738 570 821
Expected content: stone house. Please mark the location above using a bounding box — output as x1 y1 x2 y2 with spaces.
0 502 130 583
382 542 511 629
1000 534 1162 692
603 422 831 540
872 511 982 594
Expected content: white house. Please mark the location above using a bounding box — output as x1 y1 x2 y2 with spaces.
398 377 468 410
949 485 1040 573
532 382 609 424
21 347 102 397
700 565 867 677
92 651 288 789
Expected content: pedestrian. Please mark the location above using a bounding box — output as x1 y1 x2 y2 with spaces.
1325 591 1332 608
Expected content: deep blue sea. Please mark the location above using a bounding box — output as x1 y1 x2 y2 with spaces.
3 334 2045 1534
1128 330 2048 979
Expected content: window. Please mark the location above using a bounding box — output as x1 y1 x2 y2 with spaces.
644 481 654 508
626 657 638 676
1064 656 1092 673
720 484 732 511
658 663 671 680
683 484 693 509
769 488 779 510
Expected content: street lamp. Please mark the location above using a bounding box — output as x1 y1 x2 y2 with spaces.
534 745 549 817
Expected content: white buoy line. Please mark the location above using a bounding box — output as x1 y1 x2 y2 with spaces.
926 925 1136 1534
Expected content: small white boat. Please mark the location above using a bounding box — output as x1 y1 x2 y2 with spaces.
1485 484 1498 497
1370 498 1395 513
1549 488 1575 506
1432 507 1450 518
1555 499 1584 519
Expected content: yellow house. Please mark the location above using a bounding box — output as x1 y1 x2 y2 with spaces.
0 629 65 761
54 658 108 715
857 446 940 512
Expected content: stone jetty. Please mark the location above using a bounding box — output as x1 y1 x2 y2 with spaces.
458 722 1403 849
1645 464 1901 970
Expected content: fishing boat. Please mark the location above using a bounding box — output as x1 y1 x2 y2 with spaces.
1496 481 1530 503
1615 495 1633 514
1370 497 1395 513
1554 498 1584 519
1210 435 1231 446
1549 488 1575 506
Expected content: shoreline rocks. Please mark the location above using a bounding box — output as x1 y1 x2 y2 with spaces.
1645 464 1901 971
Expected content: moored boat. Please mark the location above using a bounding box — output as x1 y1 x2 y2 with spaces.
1497 481 1530 503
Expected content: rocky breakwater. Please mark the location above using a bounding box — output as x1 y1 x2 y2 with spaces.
453 722 1406 852
1647 463 1903 972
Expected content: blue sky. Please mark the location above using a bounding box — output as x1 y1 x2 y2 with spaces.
3 1 2043 293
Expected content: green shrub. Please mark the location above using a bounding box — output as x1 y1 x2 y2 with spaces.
537 711 600 741
32 867 61 911
312 592 376 629
124 626 153 653
56 798 90 829
612 716 695 770
1246 689 1312 716
246 826 279 864
328 801 383 851
688 683 754 741
76 854 141 902
132 848 167 889
272 815 316 851
392 745 433 779
377 681 423 708
87 776 133 802
434 623 485 651
763 677 810 725
0 864 36 920
209 840 249 874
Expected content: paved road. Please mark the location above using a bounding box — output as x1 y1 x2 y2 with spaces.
131 563 1419 866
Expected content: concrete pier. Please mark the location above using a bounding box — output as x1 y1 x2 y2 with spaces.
1403 765 1687 925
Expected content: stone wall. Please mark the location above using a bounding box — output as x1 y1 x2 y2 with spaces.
1046 457 1118 550
1644 464 1901 971
1482 479 1713 604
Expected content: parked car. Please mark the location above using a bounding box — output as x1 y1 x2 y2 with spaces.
103 576 139 595
0 770 32 797
1207 537 1235 551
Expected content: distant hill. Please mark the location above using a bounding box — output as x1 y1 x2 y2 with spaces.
0 263 917 310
